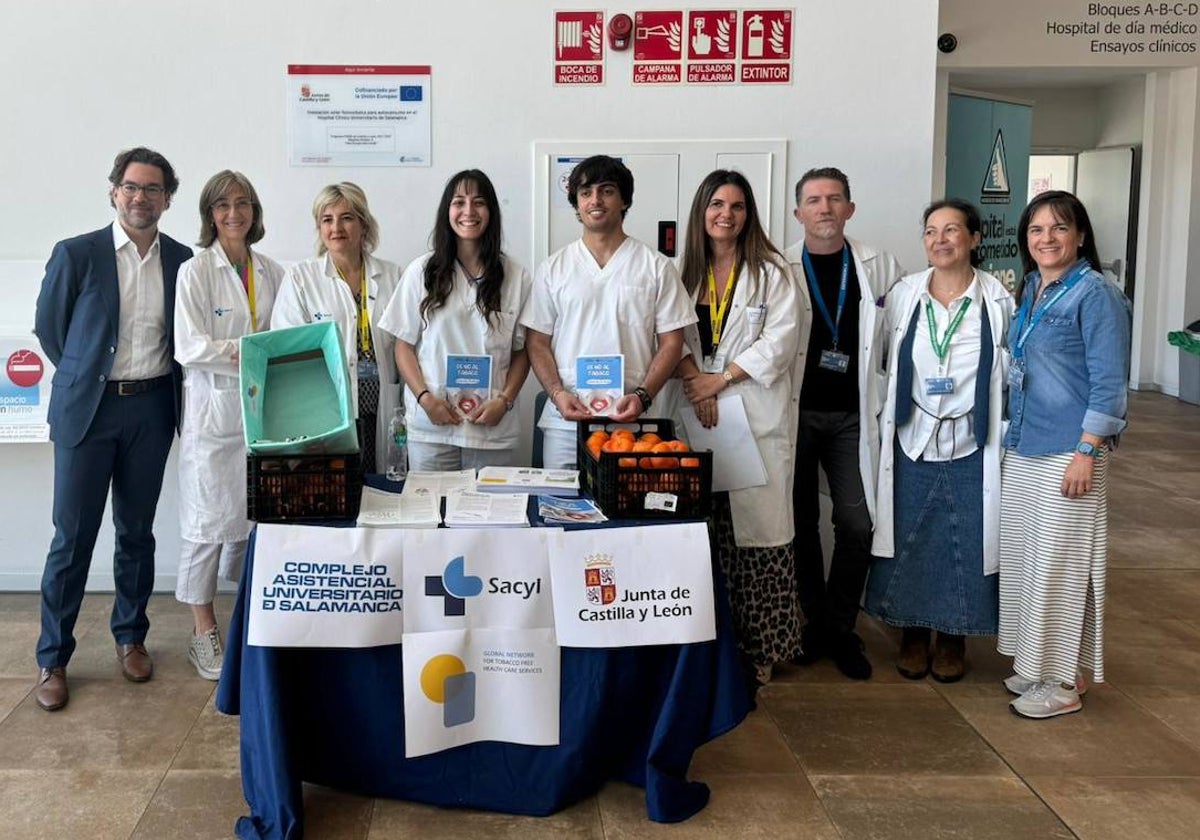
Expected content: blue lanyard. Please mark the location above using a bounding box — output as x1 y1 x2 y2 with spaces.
1012 261 1089 359
802 245 850 349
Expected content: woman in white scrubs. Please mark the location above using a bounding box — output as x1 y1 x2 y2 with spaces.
378 170 531 470
272 183 402 474
174 170 283 680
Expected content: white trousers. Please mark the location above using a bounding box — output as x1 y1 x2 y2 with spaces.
175 538 247 605
408 441 521 472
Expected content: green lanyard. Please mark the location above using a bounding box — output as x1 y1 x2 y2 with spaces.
925 297 971 365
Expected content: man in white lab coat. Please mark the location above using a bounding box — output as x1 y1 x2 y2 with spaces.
522 155 695 469
784 167 904 680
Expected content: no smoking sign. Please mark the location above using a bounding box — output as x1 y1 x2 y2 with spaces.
6 349 44 388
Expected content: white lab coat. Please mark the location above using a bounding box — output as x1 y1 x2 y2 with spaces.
271 253 402 473
682 259 804 547
377 252 532 450
175 242 284 542
871 267 1015 574
783 236 904 524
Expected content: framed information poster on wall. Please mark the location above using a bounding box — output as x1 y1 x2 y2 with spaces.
287 64 432 166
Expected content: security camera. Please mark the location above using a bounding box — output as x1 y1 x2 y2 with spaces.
937 33 958 54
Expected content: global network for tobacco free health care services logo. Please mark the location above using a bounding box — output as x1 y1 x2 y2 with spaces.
420 654 475 727
583 553 616 605
425 555 483 616
980 129 1011 205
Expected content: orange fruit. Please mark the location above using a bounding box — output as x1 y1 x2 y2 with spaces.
638 432 662 445
631 440 655 452
680 457 701 468
602 437 634 453
587 440 602 459
666 439 689 452
649 443 678 469
618 457 637 468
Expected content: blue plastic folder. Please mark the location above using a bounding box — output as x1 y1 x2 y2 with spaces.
240 322 358 455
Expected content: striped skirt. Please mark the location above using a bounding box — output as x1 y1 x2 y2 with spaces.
997 450 1109 684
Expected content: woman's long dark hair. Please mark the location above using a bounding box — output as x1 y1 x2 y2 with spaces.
1015 190 1103 304
680 169 784 297
421 170 505 327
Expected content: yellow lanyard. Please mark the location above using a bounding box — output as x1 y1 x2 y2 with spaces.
245 257 258 331
337 261 373 354
233 257 258 332
706 261 739 349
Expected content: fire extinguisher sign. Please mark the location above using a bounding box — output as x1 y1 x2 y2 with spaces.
741 9 793 84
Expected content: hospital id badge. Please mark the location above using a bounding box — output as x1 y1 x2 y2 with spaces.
925 376 955 395
1008 362 1025 391
819 349 850 373
357 358 379 381
703 352 727 374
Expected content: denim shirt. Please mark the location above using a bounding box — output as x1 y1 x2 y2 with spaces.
1003 262 1131 455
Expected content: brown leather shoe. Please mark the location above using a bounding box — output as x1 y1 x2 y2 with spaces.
35 667 69 711
896 627 931 679
117 643 153 682
930 632 966 683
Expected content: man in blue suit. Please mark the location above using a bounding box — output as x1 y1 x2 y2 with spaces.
32 147 192 711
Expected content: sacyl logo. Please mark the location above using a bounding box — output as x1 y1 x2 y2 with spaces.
425 555 483 616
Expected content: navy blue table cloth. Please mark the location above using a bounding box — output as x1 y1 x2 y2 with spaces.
215 508 751 840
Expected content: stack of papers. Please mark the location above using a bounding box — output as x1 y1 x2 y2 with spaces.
356 486 441 529
444 490 530 527
475 466 580 496
401 469 476 497
538 495 607 525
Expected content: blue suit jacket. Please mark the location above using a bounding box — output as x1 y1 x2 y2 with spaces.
33 225 192 447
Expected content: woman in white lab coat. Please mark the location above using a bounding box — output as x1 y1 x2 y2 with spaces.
674 169 806 688
377 169 531 471
271 182 401 473
174 170 283 680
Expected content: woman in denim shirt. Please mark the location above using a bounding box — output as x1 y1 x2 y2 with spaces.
997 191 1131 719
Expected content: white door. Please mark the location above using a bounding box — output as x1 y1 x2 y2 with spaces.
1075 146 1138 298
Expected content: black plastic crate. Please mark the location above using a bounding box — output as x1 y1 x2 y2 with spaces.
247 453 363 522
576 418 712 519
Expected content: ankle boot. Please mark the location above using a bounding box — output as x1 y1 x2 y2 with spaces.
930 633 966 683
896 627 931 679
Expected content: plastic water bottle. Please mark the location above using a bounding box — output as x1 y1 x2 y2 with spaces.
386 405 408 481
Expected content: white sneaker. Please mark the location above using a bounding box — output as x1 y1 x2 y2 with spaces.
1004 671 1088 696
1010 681 1082 719
188 627 224 681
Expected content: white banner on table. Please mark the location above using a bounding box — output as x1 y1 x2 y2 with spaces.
402 627 560 757
287 64 431 166
248 524 404 647
402 528 556 632
548 523 716 647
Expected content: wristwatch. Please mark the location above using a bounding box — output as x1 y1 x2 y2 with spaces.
633 386 653 411
722 369 735 384
1075 441 1098 457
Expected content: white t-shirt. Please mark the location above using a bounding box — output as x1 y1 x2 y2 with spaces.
378 252 531 449
521 236 696 430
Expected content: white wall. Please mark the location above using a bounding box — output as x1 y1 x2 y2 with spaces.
1097 77 1147 146
0 1 939 590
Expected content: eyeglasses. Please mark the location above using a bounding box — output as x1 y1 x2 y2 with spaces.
212 198 254 213
117 181 166 198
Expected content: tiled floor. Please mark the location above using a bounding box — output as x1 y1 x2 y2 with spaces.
1 391 1197 839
